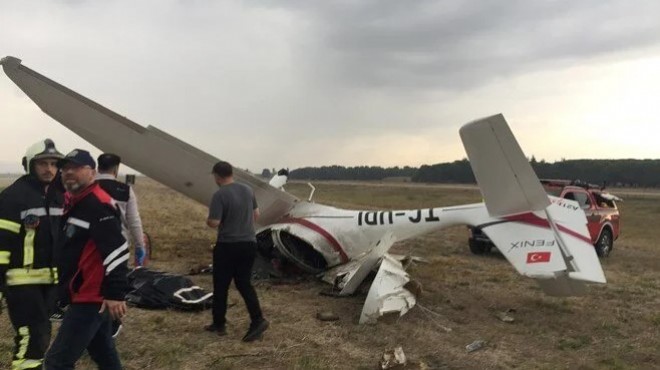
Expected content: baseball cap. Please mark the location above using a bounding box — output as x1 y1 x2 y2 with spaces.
58 149 97 169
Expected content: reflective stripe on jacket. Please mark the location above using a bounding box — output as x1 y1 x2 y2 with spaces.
0 175 64 287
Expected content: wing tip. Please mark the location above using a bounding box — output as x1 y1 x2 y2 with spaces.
1 56 22 68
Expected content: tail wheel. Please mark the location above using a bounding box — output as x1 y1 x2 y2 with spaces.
595 229 612 258
469 239 491 255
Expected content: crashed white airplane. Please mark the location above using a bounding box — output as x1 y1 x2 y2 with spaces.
1 56 606 324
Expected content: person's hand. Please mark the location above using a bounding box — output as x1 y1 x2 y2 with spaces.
99 300 127 321
135 246 147 266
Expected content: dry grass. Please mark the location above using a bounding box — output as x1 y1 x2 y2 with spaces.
1 179 659 369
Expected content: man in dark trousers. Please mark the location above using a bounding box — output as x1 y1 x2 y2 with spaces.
44 149 130 370
205 161 269 342
0 139 65 370
95 153 146 339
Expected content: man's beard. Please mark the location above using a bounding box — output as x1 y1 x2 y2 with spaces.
64 181 83 192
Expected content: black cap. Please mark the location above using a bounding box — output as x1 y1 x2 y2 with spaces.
58 149 96 169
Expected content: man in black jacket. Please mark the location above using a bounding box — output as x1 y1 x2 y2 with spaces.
44 149 130 370
0 139 64 370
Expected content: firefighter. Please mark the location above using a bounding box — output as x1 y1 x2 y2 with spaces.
0 139 65 370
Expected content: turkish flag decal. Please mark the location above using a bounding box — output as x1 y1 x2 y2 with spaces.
526 252 551 263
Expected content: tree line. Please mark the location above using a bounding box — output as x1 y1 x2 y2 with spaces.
289 165 417 181
287 159 660 187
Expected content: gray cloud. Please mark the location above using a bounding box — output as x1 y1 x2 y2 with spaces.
1 0 659 170
257 1 660 91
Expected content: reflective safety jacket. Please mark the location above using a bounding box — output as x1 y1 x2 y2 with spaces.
0 175 64 289
58 182 130 305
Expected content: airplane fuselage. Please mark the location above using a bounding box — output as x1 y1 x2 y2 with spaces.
258 201 491 273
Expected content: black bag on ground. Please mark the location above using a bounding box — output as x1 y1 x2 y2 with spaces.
126 267 213 311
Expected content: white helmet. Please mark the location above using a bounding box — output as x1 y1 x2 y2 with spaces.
21 138 64 174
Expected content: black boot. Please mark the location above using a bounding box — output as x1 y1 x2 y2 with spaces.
242 319 269 342
204 323 227 336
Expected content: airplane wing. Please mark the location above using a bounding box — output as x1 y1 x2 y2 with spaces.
1 56 299 226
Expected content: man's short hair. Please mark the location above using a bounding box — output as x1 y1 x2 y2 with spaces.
212 161 233 178
97 153 122 172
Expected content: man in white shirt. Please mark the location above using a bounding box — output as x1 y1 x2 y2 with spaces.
95 153 147 266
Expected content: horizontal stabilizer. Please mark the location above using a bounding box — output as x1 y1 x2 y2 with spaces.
481 197 606 296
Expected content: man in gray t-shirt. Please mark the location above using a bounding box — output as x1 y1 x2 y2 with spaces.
208 181 258 243
205 161 268 342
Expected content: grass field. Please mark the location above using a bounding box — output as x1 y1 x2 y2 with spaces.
1 179 659 369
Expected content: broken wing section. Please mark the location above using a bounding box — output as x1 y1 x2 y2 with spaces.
359 254 416 324
1 56 298 226
321 232 396 295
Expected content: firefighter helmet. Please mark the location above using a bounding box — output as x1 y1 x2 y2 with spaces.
21 138 64 174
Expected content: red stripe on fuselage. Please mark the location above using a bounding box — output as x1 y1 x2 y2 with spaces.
282 218 349 263
504 213 592 244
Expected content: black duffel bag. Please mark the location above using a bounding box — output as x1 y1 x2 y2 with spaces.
126 267 213 311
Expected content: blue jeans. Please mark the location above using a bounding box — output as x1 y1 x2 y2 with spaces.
44 303 122 370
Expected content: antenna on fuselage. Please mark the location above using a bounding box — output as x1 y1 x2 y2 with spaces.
307 182 316 202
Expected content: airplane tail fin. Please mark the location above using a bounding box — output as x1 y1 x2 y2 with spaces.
459 114 550 217
460 114 606 296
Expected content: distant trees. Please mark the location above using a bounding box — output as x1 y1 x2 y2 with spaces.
286 159 660 187
289 165 416 181
531 159 660 187
412 159 475 183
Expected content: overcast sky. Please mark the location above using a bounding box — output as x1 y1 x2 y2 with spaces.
1 0 660 174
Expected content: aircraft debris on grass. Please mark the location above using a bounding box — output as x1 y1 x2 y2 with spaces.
1 56 607 324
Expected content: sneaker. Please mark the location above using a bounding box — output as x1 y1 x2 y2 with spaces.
50 307 66 322
242 319 269 342
204 323 227 336
112 320 123 339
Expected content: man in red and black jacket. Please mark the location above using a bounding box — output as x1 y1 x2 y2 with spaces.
44 149 130 370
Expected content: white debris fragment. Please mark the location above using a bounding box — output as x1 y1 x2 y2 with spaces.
359 255 417 324
320 232 396 295
380 346 407 369
466 340 487 353
495 310 515 323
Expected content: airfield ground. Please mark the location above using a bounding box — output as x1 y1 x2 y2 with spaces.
1 179 659 369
